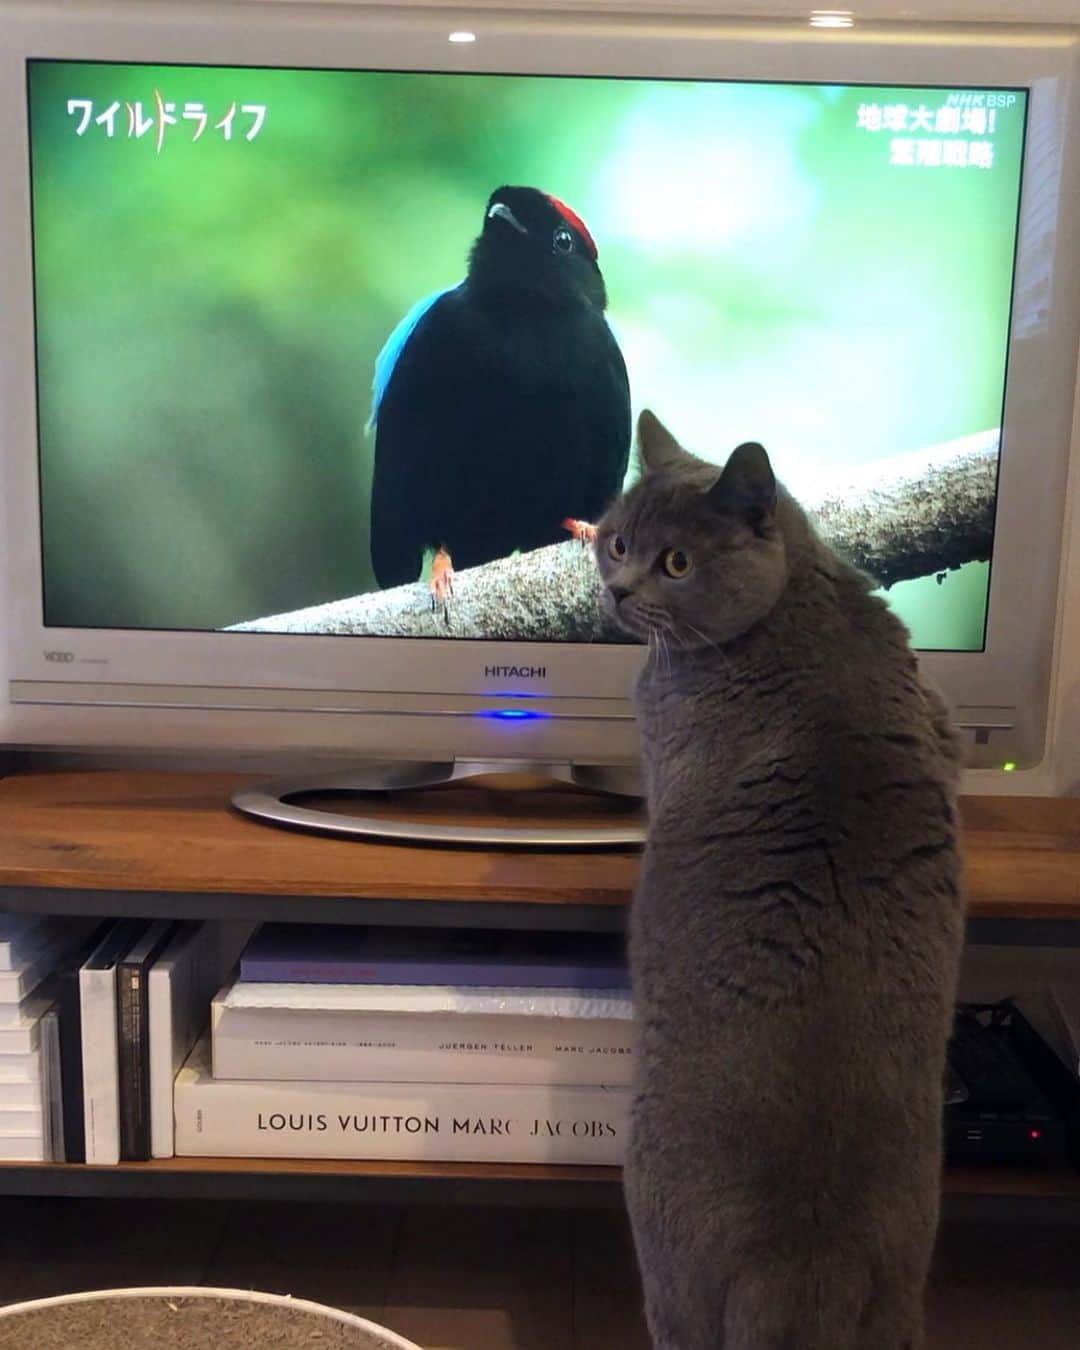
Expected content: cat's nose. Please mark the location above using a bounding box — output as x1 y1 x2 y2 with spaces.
608 586 632 604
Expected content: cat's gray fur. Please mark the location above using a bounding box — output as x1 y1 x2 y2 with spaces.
595 411 965 1350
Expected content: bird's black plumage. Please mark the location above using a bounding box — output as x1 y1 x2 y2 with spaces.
369 185 631 589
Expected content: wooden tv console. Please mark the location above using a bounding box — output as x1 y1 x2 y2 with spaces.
0 768 1078 1214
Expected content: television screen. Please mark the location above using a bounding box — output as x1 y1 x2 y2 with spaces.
27 61 1026 652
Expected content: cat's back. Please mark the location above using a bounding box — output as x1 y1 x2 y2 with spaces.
802 565 964 845
633 545 965 1023
638 552 961 838
734 559 964 899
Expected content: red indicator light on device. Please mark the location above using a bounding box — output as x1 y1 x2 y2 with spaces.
1030 1129 1042 1140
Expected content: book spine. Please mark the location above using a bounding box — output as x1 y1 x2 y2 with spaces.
57 968 86 1163
0 924 96 997
41 1007 64 1164
132 967 152 1159
0 917 53 972
0 1051 40 1080
212 1005 634 1086
116 965 151 1159
79 965 121 1166
0 1136 47 1162
175 1076 629 1165
0 1080 44 1108
150 924 218 1159
0 1106 43 1131
116 965 136 1159
148 963 175 1159
0 966 40 1002
0 1025 39 1053
238 959 628 990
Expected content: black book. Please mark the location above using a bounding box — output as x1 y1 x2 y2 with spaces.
116 920 178 1161
54 920 115 1164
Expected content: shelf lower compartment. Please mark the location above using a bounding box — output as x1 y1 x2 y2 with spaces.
0 1157 623 1206
1 1157 1078 1211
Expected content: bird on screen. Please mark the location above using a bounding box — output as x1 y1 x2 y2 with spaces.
368 185 631 618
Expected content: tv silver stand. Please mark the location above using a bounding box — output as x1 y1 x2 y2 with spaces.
231 758 646 850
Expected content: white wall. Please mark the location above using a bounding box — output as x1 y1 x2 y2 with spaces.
260 0 1080 23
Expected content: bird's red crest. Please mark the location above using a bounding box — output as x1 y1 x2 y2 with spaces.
546 194 598 261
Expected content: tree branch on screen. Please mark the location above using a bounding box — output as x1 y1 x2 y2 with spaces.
227 431 998 641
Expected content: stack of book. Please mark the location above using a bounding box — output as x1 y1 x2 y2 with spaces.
70 918 224 1164
177 924 635 1165
0 912 99 1161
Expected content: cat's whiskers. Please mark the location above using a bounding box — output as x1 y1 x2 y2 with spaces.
649 626 670 678
681 620 718 649
656 629 673 678
644 624 672 680
639 612 667 667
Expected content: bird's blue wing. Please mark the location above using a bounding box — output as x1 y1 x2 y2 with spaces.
367 283 463 431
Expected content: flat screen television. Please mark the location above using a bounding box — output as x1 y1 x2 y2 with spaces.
1 3 1078 776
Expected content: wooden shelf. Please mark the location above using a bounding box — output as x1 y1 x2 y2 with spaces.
0 770 638 915
1 768 1079 1210
0 1157 624 1207
945 1160 1080 1199
1 1156 1078 1211
0 770 1079 919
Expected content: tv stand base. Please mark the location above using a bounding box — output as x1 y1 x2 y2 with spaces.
231 758 646 850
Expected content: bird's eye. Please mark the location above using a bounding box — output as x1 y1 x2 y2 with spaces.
662 548 692 579
553 226 575 255
607 534 627 561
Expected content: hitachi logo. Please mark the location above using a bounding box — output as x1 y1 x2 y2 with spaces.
485 665 547 679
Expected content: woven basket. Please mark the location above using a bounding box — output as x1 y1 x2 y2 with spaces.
0 1286 424 1350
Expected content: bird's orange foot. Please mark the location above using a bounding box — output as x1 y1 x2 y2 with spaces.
562 518 598 548
430 546 455 626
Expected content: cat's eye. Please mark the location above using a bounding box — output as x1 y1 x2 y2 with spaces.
552 226 575 254
607 534 627 561
662 548 692 579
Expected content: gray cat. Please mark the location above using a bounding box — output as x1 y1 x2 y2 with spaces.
595 410 965 1350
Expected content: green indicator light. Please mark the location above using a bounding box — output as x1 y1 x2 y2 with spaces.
1002 761 1017 772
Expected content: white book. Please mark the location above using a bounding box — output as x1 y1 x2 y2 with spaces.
149 922 220 1159
0 1051 40 1082
176 1038 628 1166
0 1134 46 1162
0 916 95 973
0 995 51 1047
0 912 50 969
80 919 147 1166
212 980 634 1086
0 1000 38 1030
0 920 98 1003
0 1105 42 1132
0 1079 42 1108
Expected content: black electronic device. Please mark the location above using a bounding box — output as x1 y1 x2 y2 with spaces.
944 1001 1079 1164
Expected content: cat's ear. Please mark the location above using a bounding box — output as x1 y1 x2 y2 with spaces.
707 441 777 529
636 409 692 476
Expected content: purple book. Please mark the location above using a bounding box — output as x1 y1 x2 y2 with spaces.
239 925 630 990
